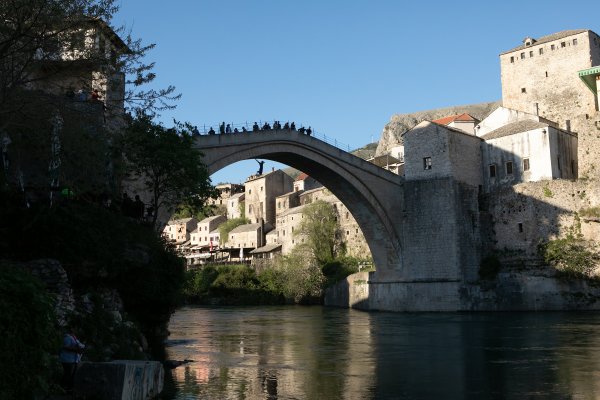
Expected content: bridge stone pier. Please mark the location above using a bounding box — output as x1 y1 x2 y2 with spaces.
195 130 481 311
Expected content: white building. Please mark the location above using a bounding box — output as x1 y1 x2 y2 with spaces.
190 215 226 248
162 218 198 244
226 192 245 219
481 120 577 192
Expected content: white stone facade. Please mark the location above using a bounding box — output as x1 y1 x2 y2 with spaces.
481 121 578 192
244 170 293 225
190 215 226 247
226 192 245 219
162 218 198 244
228 223 264 249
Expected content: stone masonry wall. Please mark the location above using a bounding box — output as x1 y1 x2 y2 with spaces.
500 30 600 132
401 178 475 282
484 179 600 259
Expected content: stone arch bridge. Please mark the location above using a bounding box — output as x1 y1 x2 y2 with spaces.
195 130 481 312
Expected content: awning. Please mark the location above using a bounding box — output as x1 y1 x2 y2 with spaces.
185 253 212 259
578 66 600 94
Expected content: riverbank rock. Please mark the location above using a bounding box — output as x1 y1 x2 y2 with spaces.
74 360 164 400
16 259 75 327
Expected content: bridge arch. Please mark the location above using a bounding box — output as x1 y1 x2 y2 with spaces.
195 130 405 274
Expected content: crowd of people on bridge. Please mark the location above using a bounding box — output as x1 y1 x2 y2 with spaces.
199 121 312 137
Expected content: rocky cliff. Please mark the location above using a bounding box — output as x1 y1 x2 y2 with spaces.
375 101 501 156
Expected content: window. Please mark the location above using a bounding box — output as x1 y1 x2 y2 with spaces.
249 205 253 214
521 88 527 93
510 56 514 63
518 223 523 233
506 161 513 175
520 52 525 59
260 186 263 192
529 50 533 57
561 41 566 48
545 71 548 77
248 189 252 194
573 38 578 45
423 157 432 170
551 44 555 50
489 164 496 178
523 158 530 171
278 201 281 209
539 48 544 55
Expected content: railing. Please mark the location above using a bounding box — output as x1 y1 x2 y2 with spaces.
193 120 353 152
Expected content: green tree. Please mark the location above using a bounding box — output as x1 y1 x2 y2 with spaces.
123 114 212 227
296 200 341 265
0 0 179 127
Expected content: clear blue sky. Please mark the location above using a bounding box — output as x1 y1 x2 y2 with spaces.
114 0 598 184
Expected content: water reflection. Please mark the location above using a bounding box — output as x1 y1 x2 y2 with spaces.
165 307 600 399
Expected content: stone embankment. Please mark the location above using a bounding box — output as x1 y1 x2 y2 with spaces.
74 360 164 400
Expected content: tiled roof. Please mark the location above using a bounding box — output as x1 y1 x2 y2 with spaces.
295 172 309 181
481 120 549 140
168 217 195 224
501 29 589 55
432 113 476 125
279 204 308 217
250 243 282 254
199 215 224 224
230 223 262 234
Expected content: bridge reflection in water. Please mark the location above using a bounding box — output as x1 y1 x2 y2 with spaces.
165 306 600 399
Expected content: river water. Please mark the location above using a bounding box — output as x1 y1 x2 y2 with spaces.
163 306 600 399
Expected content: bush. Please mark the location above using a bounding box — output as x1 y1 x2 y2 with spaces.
539 238 600 279
184 264 284 305
479 255 501 280
0 266 61 399
322 257 360 287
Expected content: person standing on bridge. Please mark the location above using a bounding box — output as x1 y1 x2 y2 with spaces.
306 126 312 136
219 122 225 134
208 127 216 135
225 124 232 133
290 122 296 130
253 122 259 131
